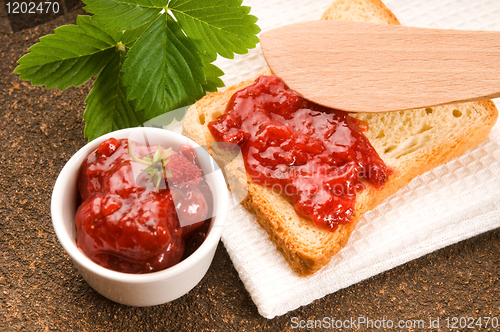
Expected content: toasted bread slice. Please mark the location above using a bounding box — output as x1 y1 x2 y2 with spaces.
182 0 498 276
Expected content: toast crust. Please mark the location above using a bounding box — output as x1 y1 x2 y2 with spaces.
182 0 498 276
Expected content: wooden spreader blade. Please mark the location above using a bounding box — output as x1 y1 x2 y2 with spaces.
260 20 500 113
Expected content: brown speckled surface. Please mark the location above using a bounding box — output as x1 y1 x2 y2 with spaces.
0 6 499 332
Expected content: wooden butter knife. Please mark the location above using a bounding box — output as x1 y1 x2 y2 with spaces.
260 20 500 113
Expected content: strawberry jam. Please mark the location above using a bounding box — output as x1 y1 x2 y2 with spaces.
75 138 212 273
208 75 391 230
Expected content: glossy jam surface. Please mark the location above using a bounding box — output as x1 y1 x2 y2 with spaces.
208 75 391 230
75 138 212 273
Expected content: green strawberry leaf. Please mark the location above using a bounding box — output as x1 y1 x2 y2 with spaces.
83 0 260 60
81 0 161 31
15 0 259 141
122 12 210 119
83 50 145 141
14 16 119 90
200 54 225 92
121 21 154 48
86 0 255 119
169 0 260 61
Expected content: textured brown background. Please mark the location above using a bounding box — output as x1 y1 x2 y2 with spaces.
0 5 499 332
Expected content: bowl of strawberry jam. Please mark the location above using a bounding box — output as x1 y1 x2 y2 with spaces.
51 127 228 306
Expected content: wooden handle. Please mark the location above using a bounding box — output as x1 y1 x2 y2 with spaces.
260 20 500 113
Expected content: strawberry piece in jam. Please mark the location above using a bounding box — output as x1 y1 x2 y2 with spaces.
167 152 202 187
208 75 392 230
75 138 212 273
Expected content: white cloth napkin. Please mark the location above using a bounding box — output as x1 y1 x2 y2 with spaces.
177 0 500 318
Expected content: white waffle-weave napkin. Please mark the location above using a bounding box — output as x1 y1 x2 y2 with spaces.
177 0 500 318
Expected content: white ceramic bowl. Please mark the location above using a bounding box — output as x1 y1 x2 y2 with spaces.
51 127 228 306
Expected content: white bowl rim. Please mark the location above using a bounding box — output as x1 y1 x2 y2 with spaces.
51 127 227 284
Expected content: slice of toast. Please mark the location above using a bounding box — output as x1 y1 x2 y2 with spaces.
182 0 498 276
